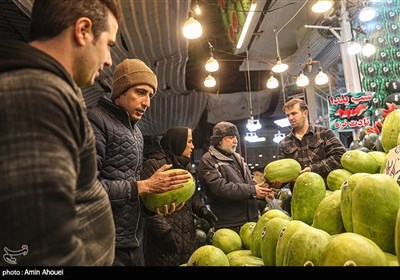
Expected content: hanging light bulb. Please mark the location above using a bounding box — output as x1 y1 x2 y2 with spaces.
266 73 279 89
359 6 376 22
273 131 285 143
205 56 219 72
296 71 309 87
311 0 333 13
182 13 202 39
272 57 288 73
347 40 362 55
205 42 219 72
247 117 262 131
362 41 376 57
204 74 216 87
315 67 329 85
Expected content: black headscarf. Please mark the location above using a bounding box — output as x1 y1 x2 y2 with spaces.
160 126 191 169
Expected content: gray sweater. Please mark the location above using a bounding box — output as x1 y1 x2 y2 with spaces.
0 40 115 265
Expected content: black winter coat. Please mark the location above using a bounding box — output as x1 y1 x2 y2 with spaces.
140 151 203 266
197 146 258 229
88 97 144 249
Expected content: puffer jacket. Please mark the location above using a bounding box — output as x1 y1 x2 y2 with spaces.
197 146 258 229
88 97 144 249
140 151 202 266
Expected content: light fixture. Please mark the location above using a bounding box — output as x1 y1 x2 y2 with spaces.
359 5 376 22
246 116 262 132
245 132 266 143
236 2 257 49
272 58 289 73
347 40 362 55
315 67 329 85
296 71 309 87
182 12 202 40
266 72 279 89
205 42 219 72
274 118 290 128
273 131 285 143
204 74 216 87
361 40 376 57
311 0 334 14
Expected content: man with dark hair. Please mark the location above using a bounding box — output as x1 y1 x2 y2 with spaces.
197 121 273 233
277 98 346 189
88 59 191 266
0 0 122 265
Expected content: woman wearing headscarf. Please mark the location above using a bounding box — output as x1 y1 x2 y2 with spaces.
140 126 217 266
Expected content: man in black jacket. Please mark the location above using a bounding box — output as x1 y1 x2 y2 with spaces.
88 59 191 266
197 122 273 233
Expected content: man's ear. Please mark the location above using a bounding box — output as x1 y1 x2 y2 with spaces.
74 17 93 46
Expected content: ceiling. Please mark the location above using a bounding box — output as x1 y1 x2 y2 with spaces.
0 0 339 166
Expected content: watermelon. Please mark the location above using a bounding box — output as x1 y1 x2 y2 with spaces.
340 173 369 232
352 174 400 254
229 255 264 266
340 150 379 174
187 245 230 266
319 232 388 266
239 222 256 249
226 249 252 263
283 226 331 266
260 217 290 266
291 172 326 225
384 252 399 266
367 151 387 171
250 209 290 258
381 109 400 152
212 228 242 254
275 220 309 266
141 169 195 213
312 190 345 235
263 159 301 183
326 169 353 191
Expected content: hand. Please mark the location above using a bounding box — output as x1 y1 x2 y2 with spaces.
255 181 274 200
199 206 218 228
138 164 191 195
300 166 311 174
268 180 283 189
155 202 185 216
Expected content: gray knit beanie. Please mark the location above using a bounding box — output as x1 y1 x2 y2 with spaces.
111 58 157 100
210 121 239 146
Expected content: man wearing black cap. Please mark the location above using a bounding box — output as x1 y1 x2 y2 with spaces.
197 121 273 233
88 59 191 266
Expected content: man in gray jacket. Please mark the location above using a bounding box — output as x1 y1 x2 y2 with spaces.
197 122 273 233
0 0 122 265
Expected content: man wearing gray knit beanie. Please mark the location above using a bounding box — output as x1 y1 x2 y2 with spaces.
87 59 191 266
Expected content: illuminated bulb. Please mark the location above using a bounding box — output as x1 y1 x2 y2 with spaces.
347 41 362 55
272 58 288 73
204 74 216 87
362 42 376 57
266 74 279 89
315 68 329 85
311 0 333 13
296 71 309 87
359 6 376 22
205 57 219 72
183 16 202 39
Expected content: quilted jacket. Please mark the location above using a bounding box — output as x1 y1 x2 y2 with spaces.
88 97 144 249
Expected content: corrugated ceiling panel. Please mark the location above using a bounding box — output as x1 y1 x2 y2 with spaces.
138 90 208 136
